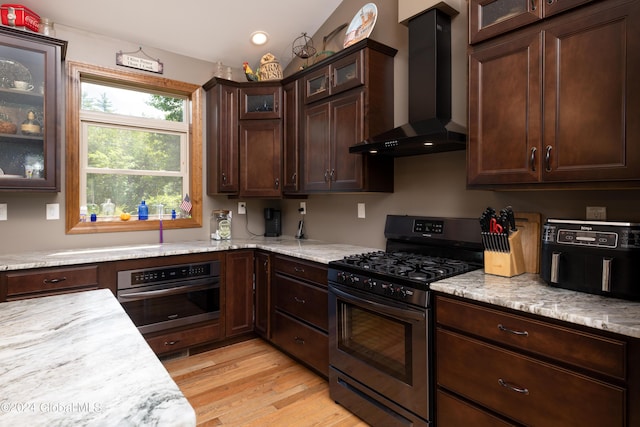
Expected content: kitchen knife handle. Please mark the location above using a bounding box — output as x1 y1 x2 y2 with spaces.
530 147 537 171
551 251 561 283
545 145 553 172
602 258 612 292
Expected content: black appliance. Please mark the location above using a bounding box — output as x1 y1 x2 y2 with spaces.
349 8 466 157
117 261 221 334
541 219 640 300
328 215 483 426
264 208 281 237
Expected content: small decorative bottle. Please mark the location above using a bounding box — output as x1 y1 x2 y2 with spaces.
138 200 149 220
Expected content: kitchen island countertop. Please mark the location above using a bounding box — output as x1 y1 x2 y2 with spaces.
0 289 195 426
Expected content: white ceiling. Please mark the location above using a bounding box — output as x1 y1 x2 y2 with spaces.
22 0 344 69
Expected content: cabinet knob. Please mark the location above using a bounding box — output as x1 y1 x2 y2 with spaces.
274 178 280 189
222 172 227 185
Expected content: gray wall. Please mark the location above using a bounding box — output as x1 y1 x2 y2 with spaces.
0 0 639 255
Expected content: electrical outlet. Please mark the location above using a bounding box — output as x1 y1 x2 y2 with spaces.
0 203 7 221
46 203 60 220
586 206 607 221
238 202 246 215
357 203 366 219
299 202 306 215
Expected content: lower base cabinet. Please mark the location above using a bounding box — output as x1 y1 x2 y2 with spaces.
435 295 634 426
270 255 329 377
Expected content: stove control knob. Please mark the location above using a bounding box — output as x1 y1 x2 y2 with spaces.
337 272 346 283
363 278 372 289
397 287 407 298
348 274 357 285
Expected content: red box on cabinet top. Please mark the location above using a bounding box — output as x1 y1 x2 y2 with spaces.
0 4 40 32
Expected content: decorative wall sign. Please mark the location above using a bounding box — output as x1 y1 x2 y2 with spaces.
116 47 164 74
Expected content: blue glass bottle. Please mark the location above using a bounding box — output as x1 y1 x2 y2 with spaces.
138 200 149 220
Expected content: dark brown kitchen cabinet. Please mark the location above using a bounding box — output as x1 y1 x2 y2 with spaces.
467 0 640 188
435 295 638 426
0 27 66 192
271 255 329 376
239 85 281 119
0 264 101 301
469 0 595 44
254 251 271 338
282 80 300 193
299 39 396 193
224 250 254 338
239 119 282 197
205 78 239 194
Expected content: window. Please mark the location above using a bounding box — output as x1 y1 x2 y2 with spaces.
66 62 202 234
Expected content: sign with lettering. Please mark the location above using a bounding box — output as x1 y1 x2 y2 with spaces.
116 51 164 74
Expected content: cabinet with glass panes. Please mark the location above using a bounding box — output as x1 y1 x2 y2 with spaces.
0 26 66 191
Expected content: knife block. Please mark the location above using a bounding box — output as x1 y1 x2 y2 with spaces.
484 230 526 277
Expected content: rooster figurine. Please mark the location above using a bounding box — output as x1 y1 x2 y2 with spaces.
243 62 260 82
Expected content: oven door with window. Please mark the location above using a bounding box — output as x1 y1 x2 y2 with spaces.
329 282 431 426
118 277 220 334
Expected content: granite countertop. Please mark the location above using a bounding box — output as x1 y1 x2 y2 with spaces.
0 289 195 426
431 270 640 339
0 236 382 271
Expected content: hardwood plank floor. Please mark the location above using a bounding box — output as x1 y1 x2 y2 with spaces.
163 338 369 426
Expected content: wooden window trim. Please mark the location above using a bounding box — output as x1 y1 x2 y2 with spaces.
65 61 203 234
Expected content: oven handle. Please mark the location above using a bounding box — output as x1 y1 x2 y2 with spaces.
329 285 425 322
118 279 218 302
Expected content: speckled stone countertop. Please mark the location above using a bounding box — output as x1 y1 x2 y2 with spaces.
0 237 382 271
431 270 640 339
0 289 195 426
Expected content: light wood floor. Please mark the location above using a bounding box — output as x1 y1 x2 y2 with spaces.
163 338 369 427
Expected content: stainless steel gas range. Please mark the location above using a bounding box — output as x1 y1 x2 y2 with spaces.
328 215 484 426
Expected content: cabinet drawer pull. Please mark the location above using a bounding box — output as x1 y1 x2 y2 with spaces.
530 147 537 171
43 277 67 284
222 172 227 185
294 266 305 273
291 172 297 183
498 324 528 336
498 378 529 395
164 340 179 346
330 169 335 181
294 296 306 304
324 169 329 182
530 0 537 11
274 178 280 189
294 336 305 345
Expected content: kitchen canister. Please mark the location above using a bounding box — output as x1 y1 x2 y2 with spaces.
210 209 231 240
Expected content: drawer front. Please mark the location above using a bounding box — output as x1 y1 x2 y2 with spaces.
436 329 625 426
6 265 99 298
437 389 515 427
272 311 328 376
145 321 222 354
273 256 327 287
274 274 328 330
436 296 626 379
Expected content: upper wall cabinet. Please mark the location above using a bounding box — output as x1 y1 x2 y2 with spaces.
297 39 396 193
467 0 640 189
469 0 594 44
0 27 66 191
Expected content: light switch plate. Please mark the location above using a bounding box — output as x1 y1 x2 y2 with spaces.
0 203 6 221
238 202 246 215
357 203 366 219
46 203 60 220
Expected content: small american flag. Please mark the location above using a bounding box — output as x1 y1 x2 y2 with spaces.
180 194 192 213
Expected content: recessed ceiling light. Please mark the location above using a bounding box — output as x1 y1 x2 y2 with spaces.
250 31 269 46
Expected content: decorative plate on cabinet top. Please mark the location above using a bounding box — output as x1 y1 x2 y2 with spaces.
344 3 378 48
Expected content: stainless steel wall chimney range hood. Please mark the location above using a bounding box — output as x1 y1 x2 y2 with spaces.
349 8 466 157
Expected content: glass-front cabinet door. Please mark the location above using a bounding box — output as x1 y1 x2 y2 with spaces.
239 85 281 119
0 27 66 191
469 0 542 44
